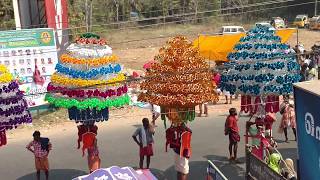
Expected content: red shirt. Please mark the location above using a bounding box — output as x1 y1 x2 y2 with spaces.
213 74 221 86
264 114 275 130
226 115 239 133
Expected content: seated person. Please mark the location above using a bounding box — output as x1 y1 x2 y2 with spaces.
267 151 282 174
281 158 297 180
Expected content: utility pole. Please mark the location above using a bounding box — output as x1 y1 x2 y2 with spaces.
90 0 93 31
315 0 318 16
85 0 88 32
113 0 119 22
85 0 93 32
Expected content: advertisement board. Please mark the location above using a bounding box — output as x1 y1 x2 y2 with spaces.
294 81 320 180
0 28 58 107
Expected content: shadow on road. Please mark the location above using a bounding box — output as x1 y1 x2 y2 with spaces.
149 161 209 180
204 154 246 180
17 169 87 180
149 157 246 180
132 124 142 128
274 138 287 143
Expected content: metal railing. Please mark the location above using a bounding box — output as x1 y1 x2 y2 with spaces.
206 160 228 180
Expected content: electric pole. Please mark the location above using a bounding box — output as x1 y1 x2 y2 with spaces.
315 0 318 16
85 0 93 32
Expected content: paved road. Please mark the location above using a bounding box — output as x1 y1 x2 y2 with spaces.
0 107 297 180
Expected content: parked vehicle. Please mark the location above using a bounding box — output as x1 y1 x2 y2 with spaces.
255 22 276 30
309 16 320 30
293 14 309 28
130 12 139 21
271 17 286 29
219 26 246 35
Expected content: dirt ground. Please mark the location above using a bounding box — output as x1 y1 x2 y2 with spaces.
111 27 320 70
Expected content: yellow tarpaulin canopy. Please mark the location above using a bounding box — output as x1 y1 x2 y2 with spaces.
193 28 296 62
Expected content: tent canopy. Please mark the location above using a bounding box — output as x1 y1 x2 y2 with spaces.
193 28 296 62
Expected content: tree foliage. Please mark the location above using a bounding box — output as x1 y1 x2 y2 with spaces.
0 0 15 30
0 0 318 31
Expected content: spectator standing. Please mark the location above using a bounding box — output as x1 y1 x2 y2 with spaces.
132 118 155 169
225 108 240 162
26 131 52 180
279 101 296 142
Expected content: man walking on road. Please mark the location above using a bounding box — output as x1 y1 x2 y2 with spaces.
26 131 52 180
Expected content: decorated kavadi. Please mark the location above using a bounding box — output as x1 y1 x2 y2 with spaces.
46 33 130 157
46 33 130 123
0 65 32 147
221 25 300 115
138 36 219 126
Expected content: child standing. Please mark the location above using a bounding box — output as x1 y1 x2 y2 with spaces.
26 131 52 180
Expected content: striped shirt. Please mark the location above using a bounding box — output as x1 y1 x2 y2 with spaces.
27 140 51 158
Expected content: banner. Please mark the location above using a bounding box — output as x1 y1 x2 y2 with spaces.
194 28 296 62
0 28 58 107
294 81 320 180
206 160 228 180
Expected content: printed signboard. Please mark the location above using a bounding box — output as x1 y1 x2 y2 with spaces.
0 28 58 107
294 82 320 180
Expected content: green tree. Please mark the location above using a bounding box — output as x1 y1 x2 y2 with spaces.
0 0 15 30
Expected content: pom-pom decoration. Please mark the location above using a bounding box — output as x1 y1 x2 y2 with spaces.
138 36 219 126
0 65 32 147
221 25 300 115
0 65 13 83
46 33 129 123
221 25 300 96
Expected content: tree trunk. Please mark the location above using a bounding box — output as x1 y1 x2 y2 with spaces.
113 0 119 22
116 5 119 22
85 0 89 32
192 0 198 23
89 0 93 31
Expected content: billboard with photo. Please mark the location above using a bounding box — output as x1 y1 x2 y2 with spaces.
0 28 58 107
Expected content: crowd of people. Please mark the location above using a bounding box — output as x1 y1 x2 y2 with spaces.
223 98 298 180
294 43 319 82
24 48 315 180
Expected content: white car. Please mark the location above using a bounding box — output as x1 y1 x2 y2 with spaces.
255 22 276 30
220 26 246 34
